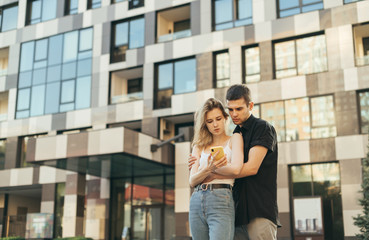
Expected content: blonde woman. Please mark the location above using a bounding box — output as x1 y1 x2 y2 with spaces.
189 98 244 240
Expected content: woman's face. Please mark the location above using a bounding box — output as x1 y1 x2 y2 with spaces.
205 108 226 136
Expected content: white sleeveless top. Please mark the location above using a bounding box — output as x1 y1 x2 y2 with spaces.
198 140 234 186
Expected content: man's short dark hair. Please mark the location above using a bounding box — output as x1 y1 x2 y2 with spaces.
226 84 252 105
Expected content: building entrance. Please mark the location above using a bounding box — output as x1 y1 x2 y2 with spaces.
131 205 162 240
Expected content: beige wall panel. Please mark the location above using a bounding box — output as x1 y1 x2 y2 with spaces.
175 187 190 213
28 115 52 135
257 79 281 103
343 210 361 236
278 141 310 164
41 201 54 214
171 89 214 115
344 67 359 91
10 168 33 186
145 43 165 64
0 170 10 187
175 164 190 189
200 0 211 34
66 109 92 129
338 25 355 69
277 187 290 212
281 76 307 100
173 37 193 59
254 21 272 43
324 0 342 9
294 11 320 35
115 100 144 122
99 127 124 154
357 0 369 23
335 135 366 160
341 184 362 211
36 136 57 161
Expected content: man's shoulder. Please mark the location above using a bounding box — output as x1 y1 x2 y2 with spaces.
253 117 273 129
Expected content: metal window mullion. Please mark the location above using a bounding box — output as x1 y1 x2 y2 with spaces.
0 8 3 32
127 19 131 49
172 62 175 94
293 39 298 74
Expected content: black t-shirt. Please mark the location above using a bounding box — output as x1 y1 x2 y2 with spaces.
233 114 281 227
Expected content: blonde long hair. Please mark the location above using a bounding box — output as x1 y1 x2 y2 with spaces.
192 98 229 149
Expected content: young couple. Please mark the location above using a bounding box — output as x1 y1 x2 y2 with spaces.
188 84 280 240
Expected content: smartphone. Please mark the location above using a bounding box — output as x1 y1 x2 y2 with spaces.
210 146 225 161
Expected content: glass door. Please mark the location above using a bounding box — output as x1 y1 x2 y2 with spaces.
132 206 162 240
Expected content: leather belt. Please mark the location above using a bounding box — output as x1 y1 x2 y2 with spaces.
194 183 232 191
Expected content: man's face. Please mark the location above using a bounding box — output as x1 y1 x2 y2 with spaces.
226 98 253 126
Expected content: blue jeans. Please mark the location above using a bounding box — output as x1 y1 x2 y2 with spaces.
189 188 235 240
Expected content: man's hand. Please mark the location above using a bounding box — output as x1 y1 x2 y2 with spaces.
188 154 197 171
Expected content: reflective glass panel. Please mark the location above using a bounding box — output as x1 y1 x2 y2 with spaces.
280 8 300 18
291 165 313 196
158 63 173 90
20 42 35 72
285 98 310 141
261 101 286 142
310 95 336 138
61 80 75 103
302 2 323 13
35 39 48 61
30 0 41 24
63 31 78 62
79 28 93 51
129 18 145 49
115 22 129 47
2 6 18 32
245 46 260 83
75 76 91 109
17 88 31 110
297 35 327 75
32 68 47 85
60 103 74 112
68 0 79 14
19 71 33 88
0 140 6 170
48 35 63 66
156 89 172 109
275 40 297 78
45 82 60 114
252 104 260 118
216 52 230 88
77 59 92 77
174 58 196 94
359 91 369 133
62 62 77 80
238 0 252 20
214 0 232 24
30 85 45 116
279 0 299 10
42 0 57 21
47 65 61 82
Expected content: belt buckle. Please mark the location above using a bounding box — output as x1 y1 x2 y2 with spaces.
200 184 208 191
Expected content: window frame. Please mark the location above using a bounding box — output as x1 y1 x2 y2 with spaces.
213 50 230 88
26 0 57 25
0 3 18 32
212 0 253 31
242 44 261 83
154 56 197 109
273 31 327 79
276 0 324 18
111 16 145 63
64 0 78 15
357 89 369 134
87 0 101 9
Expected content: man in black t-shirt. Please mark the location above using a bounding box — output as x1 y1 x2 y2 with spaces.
225 84 280 239
188 84 280 239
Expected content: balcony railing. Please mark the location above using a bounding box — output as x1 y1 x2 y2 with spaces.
111 92 143 104
158 29 191 43
356 55 369 66
3 215 27 238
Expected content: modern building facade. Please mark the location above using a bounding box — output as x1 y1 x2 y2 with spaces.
0 0 368 239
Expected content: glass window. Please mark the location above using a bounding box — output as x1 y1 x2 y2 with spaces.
65 0 78 15
285 98 310 141
128 0 144 9
278 0 323 18
310 95 336 138
215 51 230 88
17 28 93 118
111 17 145 63
87 0 101 9
54 183 65 238
290 162 344 239
213 0 252 31
155 58 197 109
27 0 57 25
344 0 363 3
244 46 260 83
274 34 327 79
174 59 196 94
261 101 286 142
45 82 60 114
0 139 6 170
1 5 18 32
359 91 369 133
